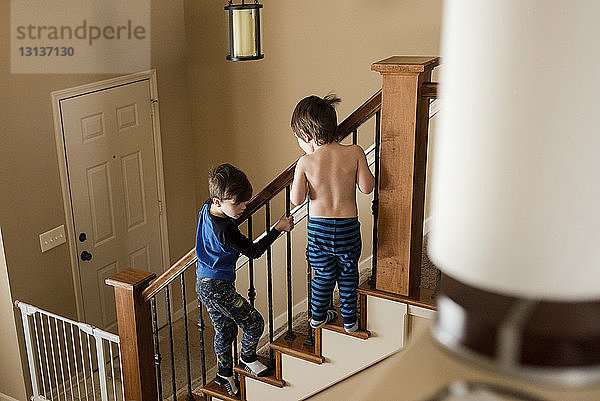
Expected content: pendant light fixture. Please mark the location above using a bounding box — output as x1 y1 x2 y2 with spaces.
225 0 263 61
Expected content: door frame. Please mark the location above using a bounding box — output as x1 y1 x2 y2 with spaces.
51 70 170 321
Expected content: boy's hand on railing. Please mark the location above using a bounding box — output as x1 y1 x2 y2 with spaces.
275 215 295 232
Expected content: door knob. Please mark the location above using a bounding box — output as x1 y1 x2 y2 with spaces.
79 232 87 242
80 251 92 261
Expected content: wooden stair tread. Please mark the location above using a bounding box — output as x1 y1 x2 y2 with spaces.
179 393 205 401
197 379 241 401
270 331 325 364
322 306 370 340
356 281 437 311
234 356 286 388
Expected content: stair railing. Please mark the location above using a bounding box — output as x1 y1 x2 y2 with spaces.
104 89 383 401
106 76 439 401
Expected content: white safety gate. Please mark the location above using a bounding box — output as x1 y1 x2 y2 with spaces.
16 301 125 401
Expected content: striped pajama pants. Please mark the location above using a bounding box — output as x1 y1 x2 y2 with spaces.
307 217 361 325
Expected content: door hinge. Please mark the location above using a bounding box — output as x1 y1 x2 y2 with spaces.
158 200 163 215
150 99 158 117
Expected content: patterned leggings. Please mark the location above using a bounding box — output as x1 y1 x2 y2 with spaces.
197 278 264 376
307 217 361 325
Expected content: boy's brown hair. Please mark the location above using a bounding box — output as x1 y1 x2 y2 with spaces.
291 94 341 145
208 163 253 202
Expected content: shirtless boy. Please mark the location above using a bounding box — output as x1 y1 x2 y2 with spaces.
290 94 375 332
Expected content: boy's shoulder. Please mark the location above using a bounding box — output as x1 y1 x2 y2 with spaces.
299 144 363 170
332 143 363 153
332 143 364 160
305 143 362 158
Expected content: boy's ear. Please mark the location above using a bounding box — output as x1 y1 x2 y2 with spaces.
212 197 222 207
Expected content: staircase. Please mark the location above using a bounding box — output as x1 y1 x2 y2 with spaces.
200 280 436 401
104 56 440 401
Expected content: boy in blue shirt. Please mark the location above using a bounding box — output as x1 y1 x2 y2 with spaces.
196 164 294 397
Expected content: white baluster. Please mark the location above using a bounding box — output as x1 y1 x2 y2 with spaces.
77 327 89 401
53 318 67 400
94 335 108 401
69 324 82 401
47 316 61 400
16 302 40 398
108 342 117 401
33 313 47 398
86 335 97 401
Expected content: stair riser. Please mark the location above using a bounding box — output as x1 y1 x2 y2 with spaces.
245 296 408 400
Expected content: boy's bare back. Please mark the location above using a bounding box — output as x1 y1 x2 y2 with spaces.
291 142 374 218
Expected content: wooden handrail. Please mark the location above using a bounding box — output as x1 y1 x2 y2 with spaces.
421 82 438 99
142 248 196 302
236 89 382 223
140 89 382 303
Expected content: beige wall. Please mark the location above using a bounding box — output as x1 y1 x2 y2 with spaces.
0 228 27 401
186 0 442 205
185 0 442 316
0 0 196 327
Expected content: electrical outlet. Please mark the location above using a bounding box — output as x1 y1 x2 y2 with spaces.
39 225 66 253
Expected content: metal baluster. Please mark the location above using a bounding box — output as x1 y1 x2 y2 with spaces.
61 321 74 401
77 326 89 401
41 315 55 400
69 324 82 401
304 245 314 346
180 275 194 401
109 341 118 401
53 317 67 401
165 285 177 400
33 314 48 398
265 201 275 364
151 297 163 400
247 216 256 307
197 299 207 386
284 186 296 340
369 110 381 287
352 128 357 145
86 334 97 401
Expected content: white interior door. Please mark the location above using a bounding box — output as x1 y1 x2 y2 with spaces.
60 80 165 331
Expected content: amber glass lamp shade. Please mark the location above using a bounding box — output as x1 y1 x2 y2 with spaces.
225 1 263 61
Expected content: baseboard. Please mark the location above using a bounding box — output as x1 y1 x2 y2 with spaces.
0 392 22 401
271 297 308 338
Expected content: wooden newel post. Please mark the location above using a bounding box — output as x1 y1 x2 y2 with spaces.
106 269 157 401
371 56 440 297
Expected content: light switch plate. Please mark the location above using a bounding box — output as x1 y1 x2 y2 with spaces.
39 225 66 253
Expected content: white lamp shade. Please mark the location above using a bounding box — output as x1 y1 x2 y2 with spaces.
429 0 600 301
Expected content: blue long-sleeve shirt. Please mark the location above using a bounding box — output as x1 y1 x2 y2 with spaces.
195 200 280 281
